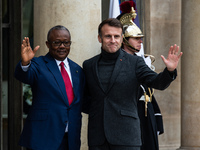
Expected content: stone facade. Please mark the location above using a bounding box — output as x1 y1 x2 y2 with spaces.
147 1 181 149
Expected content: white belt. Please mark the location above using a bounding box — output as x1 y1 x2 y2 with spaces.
139 95 151 102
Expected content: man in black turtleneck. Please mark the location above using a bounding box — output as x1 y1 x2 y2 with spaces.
82 18 182 150
98 49 120 92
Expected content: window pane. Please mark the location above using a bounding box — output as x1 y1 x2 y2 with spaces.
2 0 9 23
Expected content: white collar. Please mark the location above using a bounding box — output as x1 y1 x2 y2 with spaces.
55 58 69 69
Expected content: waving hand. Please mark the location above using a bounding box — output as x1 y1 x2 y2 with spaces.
21 37 40 66
161 44 183 72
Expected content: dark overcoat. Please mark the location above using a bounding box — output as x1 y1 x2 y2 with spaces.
138 85 164 150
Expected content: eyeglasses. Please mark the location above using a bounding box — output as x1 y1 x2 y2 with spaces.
50 41 71 47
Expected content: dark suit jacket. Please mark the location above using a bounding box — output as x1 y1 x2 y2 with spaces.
82 49 176 147
15 53 85 150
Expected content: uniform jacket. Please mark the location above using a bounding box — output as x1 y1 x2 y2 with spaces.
82 49 176 147
15 53 85 150
138 85 164 150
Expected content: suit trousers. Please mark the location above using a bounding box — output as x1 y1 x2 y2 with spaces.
58 132 69 150
89 139 140 150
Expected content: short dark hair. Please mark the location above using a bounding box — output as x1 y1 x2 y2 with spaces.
47 25 71 41
98 18 123 37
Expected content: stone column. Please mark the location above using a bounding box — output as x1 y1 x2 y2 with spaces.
146 0 181 149
179 1 200 149
34 1 101 150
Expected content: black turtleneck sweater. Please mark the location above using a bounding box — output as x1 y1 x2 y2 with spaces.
98 49 120 92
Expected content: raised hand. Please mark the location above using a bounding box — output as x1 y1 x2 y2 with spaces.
161 44 183 72
21 37 40 66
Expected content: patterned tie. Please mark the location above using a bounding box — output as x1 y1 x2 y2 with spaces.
60 62 74 105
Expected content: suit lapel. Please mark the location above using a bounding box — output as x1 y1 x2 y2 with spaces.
68 59 81 106
92 55 106 93
92 50 126 94
106 50 125 93
44 53 69 106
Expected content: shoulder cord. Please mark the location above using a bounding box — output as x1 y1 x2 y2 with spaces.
140 85 154 117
